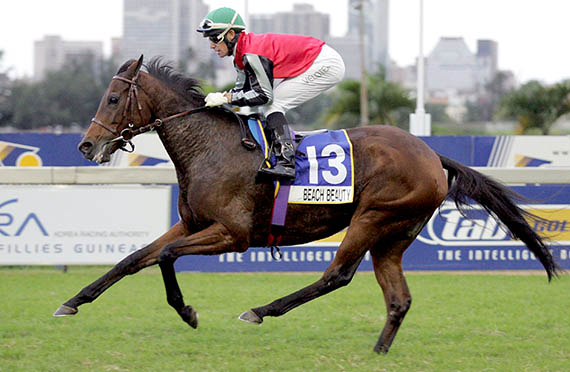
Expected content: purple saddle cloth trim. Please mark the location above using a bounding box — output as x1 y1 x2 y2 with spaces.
271 182 291 227
246 117 294 229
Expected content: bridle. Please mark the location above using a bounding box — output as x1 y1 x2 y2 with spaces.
91 70 256 153
91 72 210 153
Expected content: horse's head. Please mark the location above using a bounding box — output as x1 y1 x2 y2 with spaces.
78 55 153 163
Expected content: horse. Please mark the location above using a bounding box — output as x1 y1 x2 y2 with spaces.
55 55 560 354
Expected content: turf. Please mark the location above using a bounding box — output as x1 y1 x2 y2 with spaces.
0 267 568 372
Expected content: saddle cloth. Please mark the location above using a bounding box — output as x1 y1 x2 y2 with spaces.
248 118 354 205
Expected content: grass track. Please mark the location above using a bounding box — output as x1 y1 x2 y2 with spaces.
0 267 568 372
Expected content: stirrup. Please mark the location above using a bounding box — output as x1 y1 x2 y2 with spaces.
259 164 296 180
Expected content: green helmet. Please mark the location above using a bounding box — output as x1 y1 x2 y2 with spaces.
196 7 246 43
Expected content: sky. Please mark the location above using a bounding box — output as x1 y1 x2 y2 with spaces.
0 0 568 84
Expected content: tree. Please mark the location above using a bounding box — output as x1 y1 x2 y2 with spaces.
0 58 112 130
465 71 514 122
322 79 361 128
367 70 415 126
498 80 570 134
323 69 414 129
287 94 332 128
425 102 453 124
0 50 13 124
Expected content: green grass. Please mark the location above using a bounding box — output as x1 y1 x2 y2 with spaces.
0 267 568 372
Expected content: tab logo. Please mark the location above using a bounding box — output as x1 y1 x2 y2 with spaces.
418 202 570 246
0 141 42 166
439 209 507 241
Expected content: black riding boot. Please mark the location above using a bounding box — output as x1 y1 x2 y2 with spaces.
259 112 296 180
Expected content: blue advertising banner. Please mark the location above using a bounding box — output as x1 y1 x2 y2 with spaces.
0 133 92 166
3 133 567 168
2 133 569 271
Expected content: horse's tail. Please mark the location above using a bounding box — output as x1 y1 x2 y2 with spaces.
439 154 561 281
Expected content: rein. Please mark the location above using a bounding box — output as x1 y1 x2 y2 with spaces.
109 106 211 145
93 74 256 152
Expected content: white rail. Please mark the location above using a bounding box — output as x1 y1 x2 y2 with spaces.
0 166 569 185
0 166 177 184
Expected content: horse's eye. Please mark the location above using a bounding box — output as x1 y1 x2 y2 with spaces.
109 96 119 104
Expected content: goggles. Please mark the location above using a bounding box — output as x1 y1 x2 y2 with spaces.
209 34 224 45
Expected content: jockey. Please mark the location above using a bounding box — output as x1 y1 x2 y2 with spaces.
197 7 345 180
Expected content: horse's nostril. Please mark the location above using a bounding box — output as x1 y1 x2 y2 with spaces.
78 141 93 155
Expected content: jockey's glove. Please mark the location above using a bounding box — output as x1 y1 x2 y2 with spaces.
204 92 229 107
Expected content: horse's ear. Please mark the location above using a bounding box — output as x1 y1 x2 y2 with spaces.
125 55 144 78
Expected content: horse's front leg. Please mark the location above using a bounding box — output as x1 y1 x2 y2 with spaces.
53 221 188 317
156 222 248 328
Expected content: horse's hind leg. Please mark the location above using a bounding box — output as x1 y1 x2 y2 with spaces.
53 221 188 317
370 216 432 354
371 250 411 354
239 218 374 324
369 217 429 354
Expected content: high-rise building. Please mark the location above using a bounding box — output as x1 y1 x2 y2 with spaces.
327 0 390 80
123 0 208 67
476 39 499 83
371 0 389 72
325 35 361 80
250 4 330 41
110 37 124 68
189 0 209 55
348 0 389 73
33 35 103 81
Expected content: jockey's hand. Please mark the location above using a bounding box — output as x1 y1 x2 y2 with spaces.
204 92 229 107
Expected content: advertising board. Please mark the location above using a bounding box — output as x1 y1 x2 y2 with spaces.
0 185 171 265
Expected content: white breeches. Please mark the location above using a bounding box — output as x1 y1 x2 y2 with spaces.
263 44 345 116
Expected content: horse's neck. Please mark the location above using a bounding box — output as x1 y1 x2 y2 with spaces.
157 119 208 171
157 113 244 186
141 75 241 180
142 77 207 169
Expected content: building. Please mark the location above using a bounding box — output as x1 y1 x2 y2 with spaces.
123 0 208 67
476 39 499 89
426 37 498 94
188 0 210 58
249 4 330 41
110 37 124 67
325 35 361 80
325 0 390 80
249 14 273 34
0 70 9 106
347 0 389 74
33 35 103 81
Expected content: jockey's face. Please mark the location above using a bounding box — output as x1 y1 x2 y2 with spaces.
210 30 235 58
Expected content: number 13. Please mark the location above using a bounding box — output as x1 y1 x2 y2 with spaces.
306 144 347 185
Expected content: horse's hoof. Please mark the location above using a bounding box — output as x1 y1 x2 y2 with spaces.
179 306 198 329
373 344 389 354
53 305 78 317
238 309 263 324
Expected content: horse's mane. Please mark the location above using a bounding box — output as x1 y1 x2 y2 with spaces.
145 58 205 103
117 58 205 104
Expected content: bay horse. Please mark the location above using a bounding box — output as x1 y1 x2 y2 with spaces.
55 56 559 354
